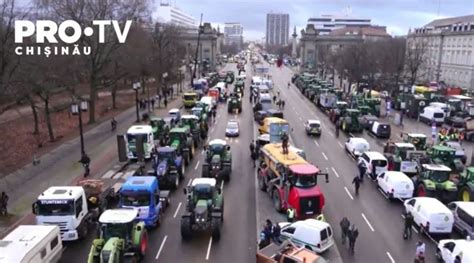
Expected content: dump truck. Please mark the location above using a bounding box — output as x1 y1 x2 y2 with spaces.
259 143 328 219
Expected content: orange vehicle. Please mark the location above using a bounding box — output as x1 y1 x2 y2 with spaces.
258 143 328 219
208 87 220 102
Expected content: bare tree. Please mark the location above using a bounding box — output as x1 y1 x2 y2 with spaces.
405 37 427 85
36 0 151 124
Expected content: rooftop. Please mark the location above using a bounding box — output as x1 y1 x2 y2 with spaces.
329 25 390 37
99 209 138 224
425 14 474 28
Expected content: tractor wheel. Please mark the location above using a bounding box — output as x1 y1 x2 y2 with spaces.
180 164 185 178
272 189 283 212
258 174 266 191
417 184 427 197
224 167 231 182
459 186 473 202
139 230 148 258
190 144 195 159
172 173 180 190
180 217 193 240
211 218 221 241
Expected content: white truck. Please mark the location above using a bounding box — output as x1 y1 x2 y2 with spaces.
32 180 117 241
0 225 63 263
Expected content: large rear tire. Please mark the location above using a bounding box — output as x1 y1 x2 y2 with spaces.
211 218 221 241
459 186 473 202
180 217 192 240
258 174 266 191
272 189 283 213
172 173 180 190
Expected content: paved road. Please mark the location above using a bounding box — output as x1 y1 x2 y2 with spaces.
62 63 257 263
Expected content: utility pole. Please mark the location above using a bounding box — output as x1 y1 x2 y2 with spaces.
191 13 203 87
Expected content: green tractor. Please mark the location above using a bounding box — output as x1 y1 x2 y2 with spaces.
180 115 205 148
457 167 474 201
227 93 242 113
149 117 172 146
191 106 209 132
340 109 363 133
364 98 381 117
234 80 245 97
87 209 148 263
225 71 235 84
168 127 195 166
402 133 428 151
428 145 465 173
181 178 224 241
415 164 457 203
202 139 232 182
357 105 371 116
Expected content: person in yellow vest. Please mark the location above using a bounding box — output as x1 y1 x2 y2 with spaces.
286 207 295 222
315 214 326 222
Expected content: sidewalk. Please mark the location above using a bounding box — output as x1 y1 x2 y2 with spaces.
0 84 186 237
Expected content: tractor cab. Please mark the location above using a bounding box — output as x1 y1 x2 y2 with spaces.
416 164 457 202
340 109 362 133
157 146 178 164
99 210 137 241
206 139 228 160
429 145 464 173
402 133 427 151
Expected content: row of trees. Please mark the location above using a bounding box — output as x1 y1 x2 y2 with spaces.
0 0 186 142
316 37 428 92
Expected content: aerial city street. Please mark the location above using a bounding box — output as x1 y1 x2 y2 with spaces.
1 0 474 262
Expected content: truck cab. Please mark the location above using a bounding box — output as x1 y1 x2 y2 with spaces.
32 186 90 241
119 176 169 227
126 125 155 160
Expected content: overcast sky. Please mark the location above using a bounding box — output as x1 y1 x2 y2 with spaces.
165 0 473 40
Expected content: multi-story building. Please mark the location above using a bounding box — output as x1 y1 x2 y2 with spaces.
307 8 371 35
266 13 290 46
224 22 244 49
407 14 474 90
155 2 196 28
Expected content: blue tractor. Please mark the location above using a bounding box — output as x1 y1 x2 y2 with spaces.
152 146 185 189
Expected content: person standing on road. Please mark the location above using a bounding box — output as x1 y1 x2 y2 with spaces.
273 95 277 104
347 224 359 253
357 162 366 183
286 207 295 222
164 97 168 108
151 98 155 109
212 108 217 123
250 90 253 103
404 211 414 239
288 82 290 89
80 153 91 177
415 241 425 263
339 217 350 245
281 100 285 110
271 223 281 243
352 175 361 195
335 119 340 138
0 192 9 216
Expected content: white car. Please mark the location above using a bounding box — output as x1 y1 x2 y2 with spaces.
304 119 321 136
376 171 414 200
357 151 387 180
437 239 474 263
404 197 454 235
225 120 239 137
278 219 334 253
345 137 370 157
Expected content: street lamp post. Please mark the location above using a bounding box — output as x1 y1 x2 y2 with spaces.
71 100 88 156
133 82 141 122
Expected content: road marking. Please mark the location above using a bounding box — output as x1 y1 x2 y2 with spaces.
386 252 395 263
111 171 123 179
220 180 224 190
187 178 192 186
313 140 319 147
155 235 167 259
102 170 115 179
344 187 354 200
173 202 182 218
338 141 344 148
205 237 213 260
194 161 200 170
217 114 220 119
211 127 215 132
361 213 375 232
331 167 340 178
298 116 303 121
321 152 328 161
207 137 210 143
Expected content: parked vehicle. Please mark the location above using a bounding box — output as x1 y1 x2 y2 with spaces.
304 119 322 136
376 171 414 200
256 240 326 263
278 219 334 253
266 109 284 119
32 181 117 241
384 142 425 176
183 92 199 108
225 120 240 137
152 146 185 189
119 176 169 227
414 164 457 202
361 115 379 130
202 139 232 182
345 137 370 158
442 141 467 164
370 121 391 138
447 201 474 238
0 225 62 263
419 106 445 125
436 239 474 263
126 125 156 160
168 108 181 123
87 209 148 262
200 96 216 112
168 127 195 165
357 151 387 180
404 197 454 235
181 178 224 240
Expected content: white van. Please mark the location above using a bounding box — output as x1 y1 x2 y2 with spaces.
252 76 262 85
278 219 334 253
0 225 63 263
430 102 451 116
376 171 414 200
126 125 155 160
200 96 215 111
447 201 474 239
358 151 388 180
437 239 474 263
404 197 454 235
419 106 445 125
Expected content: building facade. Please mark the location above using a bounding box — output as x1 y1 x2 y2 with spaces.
307 14 371 35
407 15 474 90
155 3 196 28
224 22 244 49
266 13 290 46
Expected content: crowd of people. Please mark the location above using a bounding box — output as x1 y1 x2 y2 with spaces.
438 127 464 142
